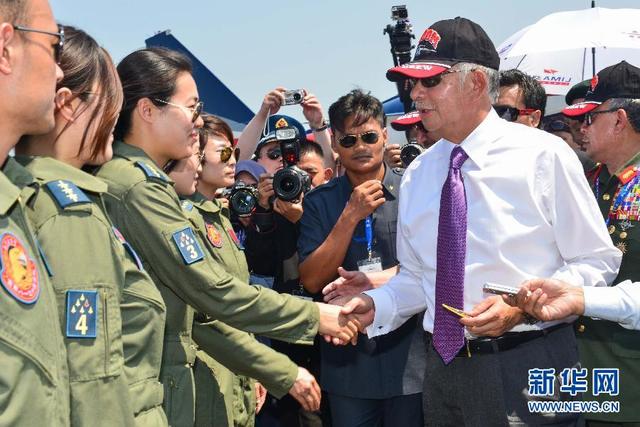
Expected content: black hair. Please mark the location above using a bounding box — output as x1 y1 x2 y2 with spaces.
328 89 385 134
114 47 192 140
300 140 324 160
499 69 546 118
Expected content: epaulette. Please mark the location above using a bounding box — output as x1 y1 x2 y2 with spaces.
181 200 194 212
135 161 168 182
45 180 91 208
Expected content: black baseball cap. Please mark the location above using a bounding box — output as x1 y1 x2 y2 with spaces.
563 61 640 117
564 79 590 106
386 17 500 82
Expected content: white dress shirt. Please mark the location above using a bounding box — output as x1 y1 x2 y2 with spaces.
584 280 640 330
366 110 622 337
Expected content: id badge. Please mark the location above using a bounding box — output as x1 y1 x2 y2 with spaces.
357 257 383 273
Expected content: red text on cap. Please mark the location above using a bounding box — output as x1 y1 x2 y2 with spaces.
420 29 441 50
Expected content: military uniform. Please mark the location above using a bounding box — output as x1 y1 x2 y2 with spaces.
0 158 70 426
96 141 320 427
19 156 168 426
579 152 640 423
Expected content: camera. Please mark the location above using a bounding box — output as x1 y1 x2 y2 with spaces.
400 141 425 167
383 5 415 113
390 5 408 20
224 181 259 217
283 89 305 106
272 127 311 202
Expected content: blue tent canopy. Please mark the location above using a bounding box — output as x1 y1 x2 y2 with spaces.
382 95 404 117
145 30 254 132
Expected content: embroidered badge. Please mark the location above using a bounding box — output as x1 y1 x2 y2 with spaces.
275 118 289 129
112 227 144 271
45 180 90 208
172 227 205 264
205 223 223 248
66 290 98 338
0 233 39 304
135 161 167 182
181 200 194 211
420 28 442 49
615 241 627 254
228 228 244 250
619 220 636 231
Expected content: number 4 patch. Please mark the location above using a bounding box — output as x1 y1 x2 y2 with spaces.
66 290 98 338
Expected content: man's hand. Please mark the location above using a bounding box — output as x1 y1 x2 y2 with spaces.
273 195 304 224
316 302 360 345
460 296 524 337
288 367 321 412
259 87 286 116
384 144 402 168
340 294 376 332
323 267 373 304
505 278 585 322
301 92 325 130
255 382 267 414
344 180 385 222
257 173 274 209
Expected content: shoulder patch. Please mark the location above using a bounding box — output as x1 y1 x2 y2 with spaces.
66 290 98 338
172 227 205 265
0 232 40 304
45 180 91 208
112 227 144 271
135 161 167 182
181 200 194 212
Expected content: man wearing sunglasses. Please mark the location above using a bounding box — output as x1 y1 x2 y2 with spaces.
342 17 620 426
562 60 640 425
495 69 546 128
0 0 70 425
298 89 426 427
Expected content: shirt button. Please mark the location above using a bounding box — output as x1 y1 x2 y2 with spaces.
577 324 585 333
603 194 611 201
608 225 616 235
620 231 628 239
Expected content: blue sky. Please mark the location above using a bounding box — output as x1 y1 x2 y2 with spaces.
50 0 640 123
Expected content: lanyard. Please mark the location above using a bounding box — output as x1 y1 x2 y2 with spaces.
365 216 373 260
606 175 640 226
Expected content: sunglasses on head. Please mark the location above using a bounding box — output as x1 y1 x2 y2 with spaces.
266 148 282 160
494 105 536 122
407 69 462 90
13 24 65 64
337 131 380 148
583 108 619 126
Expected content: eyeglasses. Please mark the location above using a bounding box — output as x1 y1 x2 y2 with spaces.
153 98 204 123
494 105 537 122
13 24 65 64
408 69 462 89
218 146 234 163
337 131 380 148
544 120 570 133
584 108 618 126
266 148 282 160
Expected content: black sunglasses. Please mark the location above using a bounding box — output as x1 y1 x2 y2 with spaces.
494 105 536 122
544 120 570 133
266 148 282 160
408 69 462 89
584 108 618 126
337 131 380 148
13 24 65 64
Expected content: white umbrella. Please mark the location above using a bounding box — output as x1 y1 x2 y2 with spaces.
498 7 640 96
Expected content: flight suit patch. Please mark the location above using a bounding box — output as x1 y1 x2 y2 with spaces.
112 227 144 271
181 200 194 211
228 228 244 250
66 290 98 338
205 223 223 248
0 232 40 304
45 180 90 208
172 227 205 264
135 161 167 182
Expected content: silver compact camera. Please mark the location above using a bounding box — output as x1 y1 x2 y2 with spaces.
283 89 305 105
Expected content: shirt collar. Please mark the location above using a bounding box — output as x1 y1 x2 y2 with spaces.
0 157 36 215
439 109 501 169
189 192 221 214
113 140 175 184
614 150 640 177
15 156 107 193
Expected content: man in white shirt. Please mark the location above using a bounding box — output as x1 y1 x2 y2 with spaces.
508 278 640 331
342 17 621 426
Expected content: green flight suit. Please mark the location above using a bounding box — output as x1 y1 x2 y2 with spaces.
578 152 640 423
95 141 319 427
181 194 299 427
19 156 168 426
0 158 70 426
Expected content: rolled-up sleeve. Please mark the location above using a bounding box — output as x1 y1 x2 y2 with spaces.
584 280 640 330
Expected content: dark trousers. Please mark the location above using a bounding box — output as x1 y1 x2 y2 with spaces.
328 392 422 427
423 324 582 427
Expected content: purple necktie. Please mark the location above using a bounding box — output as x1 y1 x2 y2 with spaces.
433 145 468 365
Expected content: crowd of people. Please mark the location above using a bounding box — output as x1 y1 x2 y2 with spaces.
1 1 640 426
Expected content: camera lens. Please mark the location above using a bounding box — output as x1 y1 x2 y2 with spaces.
230 189 257 216
274 168 302 201
400 143 425 168
293 92 302 102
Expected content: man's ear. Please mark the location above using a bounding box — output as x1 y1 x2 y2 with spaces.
136 98 156 124
0 23 16 75
55 88 75 121
614 108 630 135
530 110 542 128
469 69 488 100
323 167 333 184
